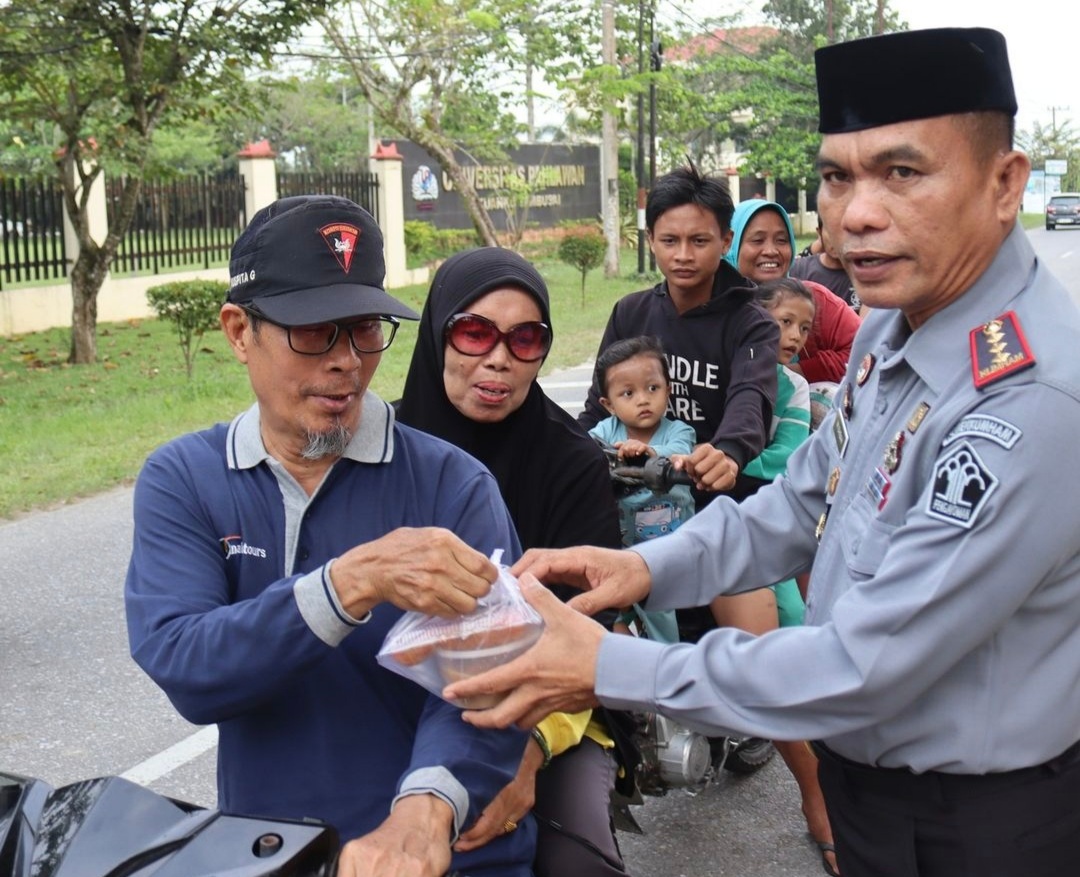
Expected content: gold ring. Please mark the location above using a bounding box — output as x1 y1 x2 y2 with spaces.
502 818 518 833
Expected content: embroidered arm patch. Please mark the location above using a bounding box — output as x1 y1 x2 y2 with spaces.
943 414 1022 450
926 441 998 529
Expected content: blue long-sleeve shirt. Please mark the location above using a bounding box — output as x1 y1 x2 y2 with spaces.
125 394 534 874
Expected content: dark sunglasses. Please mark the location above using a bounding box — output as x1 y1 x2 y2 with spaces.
245 308 399 355
444 313 552 363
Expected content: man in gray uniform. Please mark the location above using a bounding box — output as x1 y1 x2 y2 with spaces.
444 27 1080 877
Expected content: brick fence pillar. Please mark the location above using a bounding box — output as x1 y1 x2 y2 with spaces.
237 140 278 225
370 141 409 289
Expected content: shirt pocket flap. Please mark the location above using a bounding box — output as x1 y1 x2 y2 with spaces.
839 493 896 577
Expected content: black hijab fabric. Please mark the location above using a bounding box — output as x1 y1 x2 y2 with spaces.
397 247 621 557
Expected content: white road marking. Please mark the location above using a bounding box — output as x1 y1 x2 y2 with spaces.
120 725 218 786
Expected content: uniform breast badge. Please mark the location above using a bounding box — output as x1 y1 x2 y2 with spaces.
815 510 829 541
969 310 1036 389
856 353 876 386
832 406 850 458
907 402 930 434
867 467 891 510
883 431 905 474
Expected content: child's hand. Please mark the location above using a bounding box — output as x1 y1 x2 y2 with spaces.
615 439 656 460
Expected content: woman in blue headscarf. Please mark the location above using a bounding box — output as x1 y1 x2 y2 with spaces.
726 199 859 385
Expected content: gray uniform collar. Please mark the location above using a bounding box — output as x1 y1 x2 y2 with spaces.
226 391 397 470
871 223 1036 395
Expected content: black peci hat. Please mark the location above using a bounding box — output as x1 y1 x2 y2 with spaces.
815 28 1018 134
228 195 420 325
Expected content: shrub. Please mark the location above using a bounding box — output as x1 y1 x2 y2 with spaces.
403 222 482 265
432 228 481 258
146 279 228 379
404 220 437 257
557 229 606 307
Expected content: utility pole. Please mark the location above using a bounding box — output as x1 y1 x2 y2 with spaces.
636 0 646 275
1049 105 1070 139
649 19 661 272
601 0 620 277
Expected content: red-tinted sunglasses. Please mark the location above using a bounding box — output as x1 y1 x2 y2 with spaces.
444 313 552 363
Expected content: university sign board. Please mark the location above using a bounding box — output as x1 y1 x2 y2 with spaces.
1045 159 1068 176
394 140 601 230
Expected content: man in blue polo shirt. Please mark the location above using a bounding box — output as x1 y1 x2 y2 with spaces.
125 195 534 876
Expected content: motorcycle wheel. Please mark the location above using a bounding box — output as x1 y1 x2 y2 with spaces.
711 736 776 775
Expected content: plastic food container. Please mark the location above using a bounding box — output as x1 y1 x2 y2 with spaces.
436 627 543 708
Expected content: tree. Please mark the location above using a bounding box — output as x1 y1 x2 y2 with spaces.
700 48 820 188
0 0 328 364
317 0 596 247
558 228 605 306
761 0 905 58
232 70 375 173
1019 120 1080 193
643 27 819 186
146 280 228 379
644 2 907 187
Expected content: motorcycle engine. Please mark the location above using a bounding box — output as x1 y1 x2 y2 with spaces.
634 713 713 795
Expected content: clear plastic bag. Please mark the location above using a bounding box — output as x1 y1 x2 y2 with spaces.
377 550 544 707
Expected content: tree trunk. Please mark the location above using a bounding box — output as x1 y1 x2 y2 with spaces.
421 137 501 247
68 248 109 363
58 159 146 364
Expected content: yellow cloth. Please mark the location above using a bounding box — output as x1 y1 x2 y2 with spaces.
534 709 614 756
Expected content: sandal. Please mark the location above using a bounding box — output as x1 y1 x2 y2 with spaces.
815 840 839 877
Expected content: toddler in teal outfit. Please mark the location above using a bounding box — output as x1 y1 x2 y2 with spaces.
588 336 696 642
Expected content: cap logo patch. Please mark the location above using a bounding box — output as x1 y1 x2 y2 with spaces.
319 222 360 274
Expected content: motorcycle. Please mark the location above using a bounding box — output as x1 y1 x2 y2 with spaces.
595 441 775 830
0 769 338 876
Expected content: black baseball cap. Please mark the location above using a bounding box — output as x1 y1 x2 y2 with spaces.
228 195 420 325
815 28 1017 134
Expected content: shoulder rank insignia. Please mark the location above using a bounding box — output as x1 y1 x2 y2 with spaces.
969 310 1035 389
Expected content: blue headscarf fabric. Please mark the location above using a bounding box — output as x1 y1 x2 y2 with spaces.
723 199 797 276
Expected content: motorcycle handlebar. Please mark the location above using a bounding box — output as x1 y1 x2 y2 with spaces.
611 455 694 491
595 439 693 492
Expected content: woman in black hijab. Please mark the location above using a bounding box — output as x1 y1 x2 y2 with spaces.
398 247 630 877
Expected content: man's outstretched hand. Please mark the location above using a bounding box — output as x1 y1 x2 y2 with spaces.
443 574 604 729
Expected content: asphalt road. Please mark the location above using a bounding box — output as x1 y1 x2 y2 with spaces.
2 227 1078 876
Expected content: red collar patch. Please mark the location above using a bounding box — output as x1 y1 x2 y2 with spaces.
319 222 360 273
969 310 1035 389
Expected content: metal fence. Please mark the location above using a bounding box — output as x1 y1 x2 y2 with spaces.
107 172 247 275
0 176 67 290
278 171 380 224
0 168 380 290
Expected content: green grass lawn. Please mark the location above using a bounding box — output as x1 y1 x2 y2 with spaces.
0 248 656 519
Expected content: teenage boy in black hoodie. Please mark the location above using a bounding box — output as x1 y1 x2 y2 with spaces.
579 164 779 504
578 167 836 877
